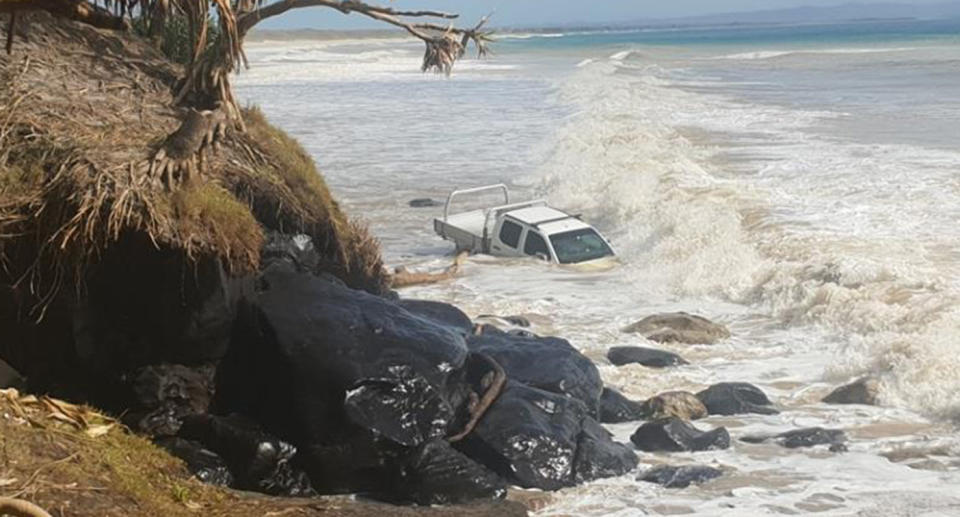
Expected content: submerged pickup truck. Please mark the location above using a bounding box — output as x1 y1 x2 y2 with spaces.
433 184 615 264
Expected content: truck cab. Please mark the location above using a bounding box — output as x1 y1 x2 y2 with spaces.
490 207 614 264
433 184 615 265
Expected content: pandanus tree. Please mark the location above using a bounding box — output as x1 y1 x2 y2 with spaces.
1 0 491 184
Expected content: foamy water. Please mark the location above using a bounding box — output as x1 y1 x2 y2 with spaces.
236 20 960 516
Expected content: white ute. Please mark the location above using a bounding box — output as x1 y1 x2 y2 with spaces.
433 184 615 264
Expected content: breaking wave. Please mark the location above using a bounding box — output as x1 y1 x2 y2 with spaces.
534 54 960 422
713 46 919 60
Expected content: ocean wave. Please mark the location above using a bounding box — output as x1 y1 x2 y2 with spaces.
535 58 960 422
498 32 566 40
714 46 919 60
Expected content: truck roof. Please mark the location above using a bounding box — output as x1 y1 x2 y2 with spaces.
506 206 569 225
505 206 591 234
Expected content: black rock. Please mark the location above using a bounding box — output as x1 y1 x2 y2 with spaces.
0 358 25 390
156 437 234 487
639 464 723 488
507 328 538 338
399 299 473 335
458 381 632 491
630 417 730 452
574 417 639 483
607 346 689 368
742 427 847 450
72 243 254 375
599 387 647 423
260 231 321 274
477 314 531 328
390 439 507 505
696 382 779 416
214 269 471 493
178 413 315 497
457 381 585 490
125 363 215 436
344 364 460 447
467 332 603 416
409 198 443 208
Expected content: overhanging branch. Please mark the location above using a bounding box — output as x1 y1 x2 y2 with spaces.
237 0 457 36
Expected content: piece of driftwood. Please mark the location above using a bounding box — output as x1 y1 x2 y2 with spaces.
447 353 506 443
390 251 467 288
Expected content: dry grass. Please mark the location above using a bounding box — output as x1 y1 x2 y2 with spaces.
0 391 525 517
0 11 388 319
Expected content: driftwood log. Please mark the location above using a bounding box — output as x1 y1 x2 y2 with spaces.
390 251 467 288
447 353 506 443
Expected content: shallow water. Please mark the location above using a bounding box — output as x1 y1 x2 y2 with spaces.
237 19 960 516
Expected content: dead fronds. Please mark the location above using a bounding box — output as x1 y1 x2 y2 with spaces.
0 388 116 439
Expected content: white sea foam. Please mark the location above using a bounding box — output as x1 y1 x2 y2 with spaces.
536 55 960 423
714 46 920 60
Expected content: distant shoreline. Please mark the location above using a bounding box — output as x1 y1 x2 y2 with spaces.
246 16 946 44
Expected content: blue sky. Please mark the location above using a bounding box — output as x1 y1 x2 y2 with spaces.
257 1 953 29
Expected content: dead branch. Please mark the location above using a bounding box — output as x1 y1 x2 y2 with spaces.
447 353 505 443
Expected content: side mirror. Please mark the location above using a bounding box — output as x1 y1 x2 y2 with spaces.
535 252 549 262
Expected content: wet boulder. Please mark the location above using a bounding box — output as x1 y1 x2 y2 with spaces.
466 332 602 416
344 363 462 447
214 269 471 492
696 382 778 416
389 439 507 505
458 381 584 490
178 413 315 496
399 299 473 335
607 346 688 368
409 198 443 208
638 464 723 488
823 377 879 406
641 391 707 421
260 231 321 274
72 241 254 375
574 417 639 483
630 417 730 452
125 363 215 436
599 387 647 423
458 381 633 491
622 312 729 345
156 437 234 487
742 427 847 450
0 358 25 389
476 314 531 328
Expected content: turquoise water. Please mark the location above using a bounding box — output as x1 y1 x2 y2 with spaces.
501 18 960 49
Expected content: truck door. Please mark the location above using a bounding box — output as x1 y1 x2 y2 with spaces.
492 219 523 256
522 230 553 262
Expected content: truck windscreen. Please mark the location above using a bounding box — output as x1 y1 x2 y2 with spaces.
549 228 613 264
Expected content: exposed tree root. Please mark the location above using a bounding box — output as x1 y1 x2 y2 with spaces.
150 106 228 189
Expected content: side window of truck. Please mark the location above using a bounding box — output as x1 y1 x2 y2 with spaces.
524 231 550 259
499 220 522 248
